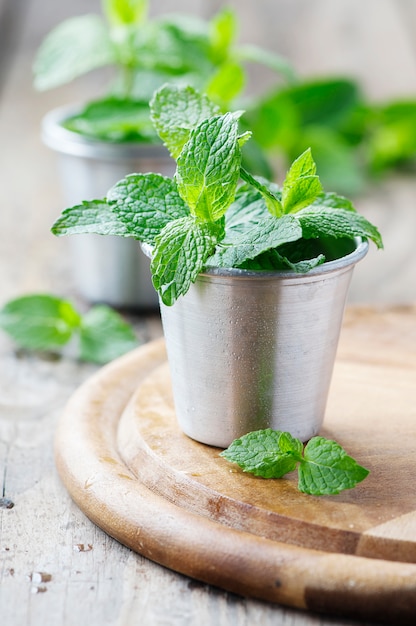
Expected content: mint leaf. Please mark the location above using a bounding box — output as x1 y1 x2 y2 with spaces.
208 7 236 63
175 112 243 222
240 168 283 217
311 191 356 212
224 185 270 237
150 84 220 159
271 250 326 273
108 173 189 244
151 217 224 306
0 295 81 351
33 15 115 91
221 429 369 496
103 0 148 26
297 206 384 249
211 215 302 268
298 437 369 496
79 305 138 364
62 97 157 142
220 429 301 478
281 148 323 214
205 61 246 108
51 200 130 238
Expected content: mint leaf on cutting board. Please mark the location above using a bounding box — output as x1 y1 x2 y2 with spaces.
221 429 369 496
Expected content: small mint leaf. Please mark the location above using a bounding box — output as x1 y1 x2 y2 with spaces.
240 168 283 217
298 437 370 496
150 84 221 159
51 200 130 237
211 215 302 268
297 206 384 249
281 149 323 214
220 429 300 478
108 173 189 244
79 305 138 364
175 112 243 222
151 217 223 306
0 294 81 351
103 0 148 26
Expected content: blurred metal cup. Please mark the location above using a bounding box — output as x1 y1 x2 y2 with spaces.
42 105 175 310
158 240 369 448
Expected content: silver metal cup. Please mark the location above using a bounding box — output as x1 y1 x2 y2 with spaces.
42 105 175 310
159 240 369 448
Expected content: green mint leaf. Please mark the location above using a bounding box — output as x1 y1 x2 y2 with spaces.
150 85 220 159
211 215 302 268
220 429 301 478
236 44 298 84
298 437 370 496
103 0 148 26
151 217 224 306
271 251 326 273
224 185 269 238
240 168 283 217
79 305 138 364
281 148 323 214
0 295 81 351
176 112 243 222
51 200 131 238
33 15 115 91
208 7 236 63
108 174 189 244
297 206 384 249
205 61 246 108
311 192 356 212
62 97 157 142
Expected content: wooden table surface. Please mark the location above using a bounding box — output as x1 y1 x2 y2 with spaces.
1 1 416 625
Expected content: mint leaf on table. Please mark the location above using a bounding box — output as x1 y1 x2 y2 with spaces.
297 206 384 249
221 429 369 496
210 215 302 268
298 437 370 496
0 294 80 351
0 294 138 364
108 173 189 244
51 200 131 238
150 84 221 159
79 305 138 364
220 429 301 478
33 15 115 91
176 112 243 222
151 216 224 306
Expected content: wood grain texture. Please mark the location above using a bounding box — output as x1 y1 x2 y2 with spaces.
55 308 416 624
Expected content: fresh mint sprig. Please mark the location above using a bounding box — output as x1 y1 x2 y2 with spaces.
0 294 138 364
51 84 383 306
220 429 369 496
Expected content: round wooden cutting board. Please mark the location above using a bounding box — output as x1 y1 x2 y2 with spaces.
55 307 416 624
